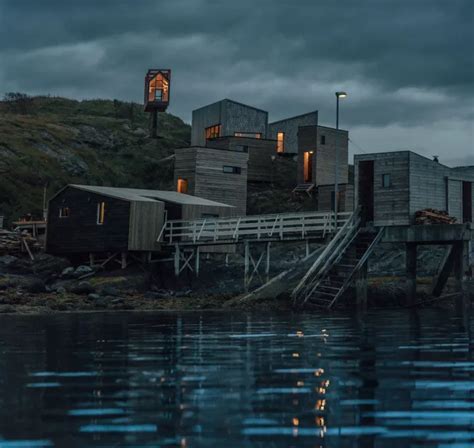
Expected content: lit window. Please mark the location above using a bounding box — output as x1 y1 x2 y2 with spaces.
277 132 284 153
148 72 169 103
234 132 262 139
59 207 69 218
97 202 106 225
223 166 241 174
205 124 221 140
382 174 391 188
177 178 188 193
320 135 326 145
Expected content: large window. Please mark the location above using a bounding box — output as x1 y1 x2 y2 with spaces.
59 207 69 218
148 72 169 103
234 132 262 139
97 202 106 225
177 178 188 193
277 132 284 153
223 166 241 174
205 124 221 140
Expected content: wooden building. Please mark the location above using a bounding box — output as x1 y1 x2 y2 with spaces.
174 147 249 216
191 99 268 147
354 151 474 226
46 185 235 255
268 111 318 155
206 136 277 182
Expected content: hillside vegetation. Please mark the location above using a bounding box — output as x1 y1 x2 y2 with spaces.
0 95 190 224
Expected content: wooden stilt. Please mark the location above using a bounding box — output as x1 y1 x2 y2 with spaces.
195 247 200 276
265 242 271 282
406 243 417 306
89 253 95 268
355 260 368 310
244 241 250 291
121 252 127 269
174 244 180 276
453 242 466 312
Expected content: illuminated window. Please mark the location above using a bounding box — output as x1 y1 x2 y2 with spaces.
234 132 262 139
277 132 284 153
320 135 326 145
177 178 188 193
148 72 169 103
59 207 69 218
382 173 391 188
223 166 241 174
205 124 221 140
97 202 106 225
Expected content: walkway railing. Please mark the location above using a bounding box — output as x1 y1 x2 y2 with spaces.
158 211 352 246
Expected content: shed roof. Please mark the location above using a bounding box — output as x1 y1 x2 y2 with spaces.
68 185 234 207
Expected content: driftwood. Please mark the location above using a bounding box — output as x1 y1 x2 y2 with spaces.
415 208 456 225
0 229 40 255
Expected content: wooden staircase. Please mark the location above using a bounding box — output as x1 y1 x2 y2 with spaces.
292 209 384 309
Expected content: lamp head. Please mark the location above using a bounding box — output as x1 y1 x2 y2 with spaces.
335 91 347 99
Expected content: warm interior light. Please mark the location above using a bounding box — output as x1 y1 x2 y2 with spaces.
277 132 284 153
177 178 188 194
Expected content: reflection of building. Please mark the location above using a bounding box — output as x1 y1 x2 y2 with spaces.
355 151 474 225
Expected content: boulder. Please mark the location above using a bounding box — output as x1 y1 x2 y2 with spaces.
61 267 75 278
100 286 120 297
74 265 94 277
69 281 95 295
87 293 101 301
23 278 46 293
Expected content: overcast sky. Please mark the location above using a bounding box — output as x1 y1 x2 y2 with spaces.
1 0 473 165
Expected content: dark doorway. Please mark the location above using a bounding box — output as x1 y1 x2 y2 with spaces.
462 181 472 223
358 160 374 223
304 151 314 183
165 203 182 220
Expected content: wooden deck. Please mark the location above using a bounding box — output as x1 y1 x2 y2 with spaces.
158 211 352 246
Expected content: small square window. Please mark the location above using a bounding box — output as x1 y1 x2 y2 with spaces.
59 207 69 218
320 135 326 145
223 165 241 174
382 174 391 188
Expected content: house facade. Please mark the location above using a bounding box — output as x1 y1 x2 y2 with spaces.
174 147 249 216
354 151 474 226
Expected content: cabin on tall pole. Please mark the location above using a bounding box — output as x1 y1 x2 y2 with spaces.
144 69 171 138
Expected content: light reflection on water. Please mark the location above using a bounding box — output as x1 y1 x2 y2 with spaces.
0 309 472 447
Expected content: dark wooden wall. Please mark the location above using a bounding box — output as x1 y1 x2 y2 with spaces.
46 187 131 254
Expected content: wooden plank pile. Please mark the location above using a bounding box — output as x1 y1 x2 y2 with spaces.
415 208 457 225
0 229 39 256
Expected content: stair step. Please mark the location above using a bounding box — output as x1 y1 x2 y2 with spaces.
318 285 341 292
314 290 337 298
336 264 357 269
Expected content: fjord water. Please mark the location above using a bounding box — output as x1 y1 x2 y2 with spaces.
0 310 472 448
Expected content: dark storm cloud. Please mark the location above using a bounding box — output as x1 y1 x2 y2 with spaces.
1 0 473 162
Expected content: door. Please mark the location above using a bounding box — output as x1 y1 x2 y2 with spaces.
358 160 374 223
304 151 314 183
462 181 472 223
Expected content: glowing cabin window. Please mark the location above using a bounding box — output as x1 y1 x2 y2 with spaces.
234 132 262 139
148 72 169 103
97 202 106 225
177 178 188 194
205 124 221 140
277 132 284 153
59 207 69 218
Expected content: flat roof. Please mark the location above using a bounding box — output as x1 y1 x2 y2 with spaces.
68 185 234 207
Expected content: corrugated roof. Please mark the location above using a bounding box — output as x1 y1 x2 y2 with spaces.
69 185 234 207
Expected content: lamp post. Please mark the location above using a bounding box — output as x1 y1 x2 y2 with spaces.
334 91 347 220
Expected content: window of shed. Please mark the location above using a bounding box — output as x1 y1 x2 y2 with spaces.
205 124 221 140
382 174 391 188
234 132 262 139
223 166 241 174
320 135 326 145
97 202 106 225
59 207 69 218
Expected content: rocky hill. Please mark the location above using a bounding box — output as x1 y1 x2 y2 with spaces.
0 95 191 225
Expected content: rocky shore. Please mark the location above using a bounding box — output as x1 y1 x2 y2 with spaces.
0 243 472 315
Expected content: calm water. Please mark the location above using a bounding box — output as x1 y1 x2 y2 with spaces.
0 310 472 448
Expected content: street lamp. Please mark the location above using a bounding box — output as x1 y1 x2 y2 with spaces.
334 91 347 219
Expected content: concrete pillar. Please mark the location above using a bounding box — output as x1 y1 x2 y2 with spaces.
406 243 417 306
355 261 368 310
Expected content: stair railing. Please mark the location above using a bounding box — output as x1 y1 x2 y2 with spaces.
292 208 360 306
